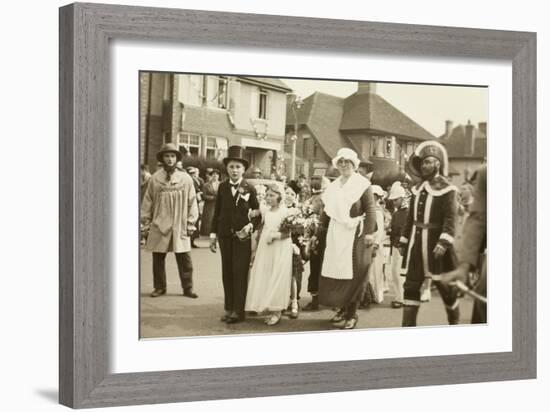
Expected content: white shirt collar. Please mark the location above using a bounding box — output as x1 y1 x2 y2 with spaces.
229 177 243 186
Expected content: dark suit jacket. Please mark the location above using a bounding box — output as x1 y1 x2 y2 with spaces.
211 179 260 238
458 165 487 296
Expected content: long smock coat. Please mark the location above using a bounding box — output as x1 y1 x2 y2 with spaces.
141 168 199 253
399 175 458 304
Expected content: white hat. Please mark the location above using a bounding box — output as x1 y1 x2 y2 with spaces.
388 181 406 200
371 185 387 198
332 148 361 170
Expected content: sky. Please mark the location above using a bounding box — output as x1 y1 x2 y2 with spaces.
281 78 488 137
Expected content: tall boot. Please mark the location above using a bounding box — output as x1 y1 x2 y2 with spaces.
402 305 419 327
446 306 460 325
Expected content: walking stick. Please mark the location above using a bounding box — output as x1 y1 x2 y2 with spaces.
452 280 487 304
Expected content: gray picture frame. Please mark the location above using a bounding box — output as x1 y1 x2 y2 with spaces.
59 2 536 409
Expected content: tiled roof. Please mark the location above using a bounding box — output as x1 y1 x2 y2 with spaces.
439 124 487 159
286 92 355 158
340 92 435 141
240 77 292 92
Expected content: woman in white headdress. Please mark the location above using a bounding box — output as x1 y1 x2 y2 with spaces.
311 148 377 329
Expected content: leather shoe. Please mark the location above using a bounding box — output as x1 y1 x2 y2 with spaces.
183 288 198 298
226 312 244 324
302 298 319 311
342 316 358 330
150 289 166 298
330 310 345 323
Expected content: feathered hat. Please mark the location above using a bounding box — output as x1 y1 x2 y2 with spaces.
406 140 449 177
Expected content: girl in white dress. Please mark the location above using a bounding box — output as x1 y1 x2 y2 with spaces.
245 184 293 326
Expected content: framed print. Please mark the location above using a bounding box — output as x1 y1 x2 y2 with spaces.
59 2 536 408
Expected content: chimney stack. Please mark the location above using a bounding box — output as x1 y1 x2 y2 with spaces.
357 82 377 95
445 120 453 138
478 122 487 136
465 120 475 155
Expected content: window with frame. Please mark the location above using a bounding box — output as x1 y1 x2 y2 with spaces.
217 77 228 109
370 136 378 157
205 136 229 159
258 90 268 119
385 137 393 158
178 132 201 156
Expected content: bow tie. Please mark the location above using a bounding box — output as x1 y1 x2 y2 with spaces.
230 183 240 189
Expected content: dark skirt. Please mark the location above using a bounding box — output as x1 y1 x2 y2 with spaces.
318 234 373 308
200 200 216 236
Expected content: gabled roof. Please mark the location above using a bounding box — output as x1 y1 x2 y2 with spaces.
340 92 435 141
439 124 487 159
240 77 292 92
286 92 354 158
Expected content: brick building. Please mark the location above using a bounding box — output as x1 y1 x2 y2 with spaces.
140 73 292 175
284 82 434 178
439 120 487 186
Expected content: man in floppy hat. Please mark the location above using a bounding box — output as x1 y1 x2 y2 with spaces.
141 143 199 298
210 146 261 324
399 140 460 326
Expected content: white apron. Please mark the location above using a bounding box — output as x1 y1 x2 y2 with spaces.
321 173 370 280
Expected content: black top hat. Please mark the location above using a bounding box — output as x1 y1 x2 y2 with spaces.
223 146 249 170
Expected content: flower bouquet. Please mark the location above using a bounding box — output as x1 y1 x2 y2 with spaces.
280 204 320 260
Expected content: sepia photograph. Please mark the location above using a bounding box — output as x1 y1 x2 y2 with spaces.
139 73 488 339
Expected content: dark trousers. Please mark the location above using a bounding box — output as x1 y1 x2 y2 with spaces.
152 252 193 290
403 242 458 308
218 236 251 315
308 249 324 295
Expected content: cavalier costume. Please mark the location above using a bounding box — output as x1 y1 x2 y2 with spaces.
400 141 460 326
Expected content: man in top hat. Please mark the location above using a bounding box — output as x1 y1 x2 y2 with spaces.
399 140 460 326
141 143 199 298
209 146 261 324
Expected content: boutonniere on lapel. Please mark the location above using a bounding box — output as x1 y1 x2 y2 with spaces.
236 185 251 205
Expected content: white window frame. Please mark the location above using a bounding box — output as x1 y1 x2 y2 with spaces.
178 132 201 156
217 76 229 109
258 90 268 120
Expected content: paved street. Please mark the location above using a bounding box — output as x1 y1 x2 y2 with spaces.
140 237 474 338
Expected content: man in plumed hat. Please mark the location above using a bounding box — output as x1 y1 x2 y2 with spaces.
141 143 199 298
399 140 460 326
209 146 261 324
